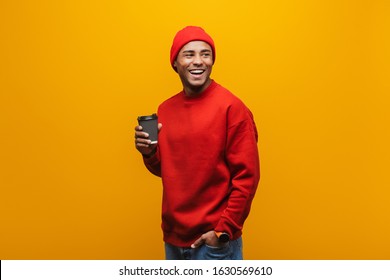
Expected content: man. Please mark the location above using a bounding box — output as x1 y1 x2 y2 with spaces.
135 26 260 260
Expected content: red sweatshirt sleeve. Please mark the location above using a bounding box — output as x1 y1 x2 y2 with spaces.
215 107 260 239
143 146 162 177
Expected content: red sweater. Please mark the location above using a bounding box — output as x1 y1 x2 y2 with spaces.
144 80 260 247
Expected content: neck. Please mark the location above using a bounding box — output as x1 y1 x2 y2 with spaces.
183 79 212 97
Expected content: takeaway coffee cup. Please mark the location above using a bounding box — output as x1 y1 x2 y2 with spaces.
137 114 158 144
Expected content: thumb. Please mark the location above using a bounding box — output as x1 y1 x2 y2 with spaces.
191 236 205 249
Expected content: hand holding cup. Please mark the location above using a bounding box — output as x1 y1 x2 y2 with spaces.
135 114 161 157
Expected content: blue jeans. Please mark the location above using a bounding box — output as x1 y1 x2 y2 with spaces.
165 237 243 260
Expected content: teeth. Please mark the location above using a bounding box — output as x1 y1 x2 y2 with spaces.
189 70 204 74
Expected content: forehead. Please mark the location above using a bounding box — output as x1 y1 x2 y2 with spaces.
179 40 212 52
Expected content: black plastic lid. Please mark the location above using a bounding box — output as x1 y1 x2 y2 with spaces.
137 113 158 121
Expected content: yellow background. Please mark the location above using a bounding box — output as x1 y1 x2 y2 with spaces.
1 0 389 259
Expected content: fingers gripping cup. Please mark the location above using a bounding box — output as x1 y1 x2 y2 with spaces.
137 114 158 144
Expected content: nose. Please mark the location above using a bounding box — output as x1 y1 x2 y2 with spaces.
192 54 203 66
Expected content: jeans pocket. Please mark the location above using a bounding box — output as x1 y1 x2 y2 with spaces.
204 242 232 260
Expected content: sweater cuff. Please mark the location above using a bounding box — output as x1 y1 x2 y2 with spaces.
215 217 242 241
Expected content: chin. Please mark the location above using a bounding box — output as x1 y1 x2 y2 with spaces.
190 77 208 86
190 81 206 87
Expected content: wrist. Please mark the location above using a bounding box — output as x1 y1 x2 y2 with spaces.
214 231 230 243
142 148 157 158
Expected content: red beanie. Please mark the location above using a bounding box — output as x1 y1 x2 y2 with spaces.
170 26 216 71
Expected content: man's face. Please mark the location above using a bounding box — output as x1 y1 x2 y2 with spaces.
173 40 213 96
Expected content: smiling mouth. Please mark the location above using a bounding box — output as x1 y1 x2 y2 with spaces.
189 69 205 75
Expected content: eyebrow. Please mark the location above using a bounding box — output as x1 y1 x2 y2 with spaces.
182 49 211 53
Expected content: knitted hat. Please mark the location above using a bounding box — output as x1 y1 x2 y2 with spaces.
170 26 216 71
